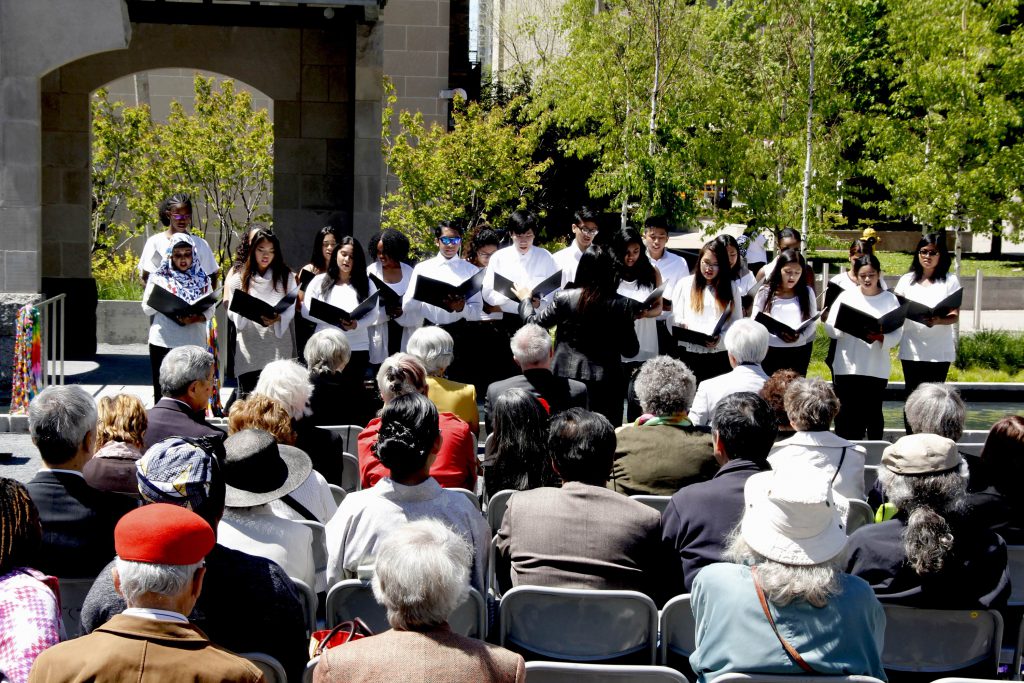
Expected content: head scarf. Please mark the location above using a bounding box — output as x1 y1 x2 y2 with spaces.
152 233 211 303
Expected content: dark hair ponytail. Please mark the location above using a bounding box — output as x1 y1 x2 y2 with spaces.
372 393 439 479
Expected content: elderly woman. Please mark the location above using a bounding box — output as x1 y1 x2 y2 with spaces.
314 520 524 682
0 478 62 683
846 434 1010 609
357 353 477 491
608 356 717 496
303 328 362 427
83 394 148 496
768 377 866 501
690 463 886 683
407 326 479 436
325 393 489 591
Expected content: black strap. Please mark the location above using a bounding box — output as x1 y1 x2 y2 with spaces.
281 494 319 522
830 447 847 487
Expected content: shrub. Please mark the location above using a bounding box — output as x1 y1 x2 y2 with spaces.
93 249 143 301
956 330 1024 373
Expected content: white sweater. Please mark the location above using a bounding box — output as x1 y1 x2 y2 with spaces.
824 288 902 379
894 273 960 363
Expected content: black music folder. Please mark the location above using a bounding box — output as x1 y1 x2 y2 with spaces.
412 269 485 310
146 285 219 319
228 290 297 326
754 311 820 339
298 269 316 290
493 270 562 302
672 308 731 346
368 274 405 309
834 301 909 344
897 288 963 323
823 281 844 309
309 292 380 326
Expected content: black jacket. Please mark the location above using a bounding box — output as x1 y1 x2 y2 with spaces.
144 398 226 452
484 369 588 432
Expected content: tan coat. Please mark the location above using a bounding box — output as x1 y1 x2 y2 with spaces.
28 614 265 683
313 625 525 683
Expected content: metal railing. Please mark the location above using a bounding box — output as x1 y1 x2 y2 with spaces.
35 293 65 389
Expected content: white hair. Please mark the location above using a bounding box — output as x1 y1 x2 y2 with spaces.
407 327 454 376
253 359 312 420
371 519 471 630
304 328 352 376
159 345 214 397
114 557 204 606
510 324 551 367
724 533 842 608
905 383 965 441
28 385 97 466
726 319 769 364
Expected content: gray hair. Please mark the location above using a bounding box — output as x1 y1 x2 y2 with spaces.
253 359 312 420
878 467 968 575
28 385 98 465
159 346 214 397
114 557 204 606
725 319 769 364
634 356 696 415
407 327 454 375
725 533 842 608
905 383 965 441
371 519 471 630
510 324 551 367
376 353 428 403
784 378 840 432
304 328 352 376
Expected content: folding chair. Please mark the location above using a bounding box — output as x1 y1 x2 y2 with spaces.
852 441 890 468
449 487 481 510
863 466 879 495
341 452 360 492
845 499 874 534
957 443 984 457
629 495 672 515
57 576 95 638
294 519 328 593
318 424 364 454
881 605 1003 681
241 653 287 683
290 577 318 638
524 661 689 682
1004 545 1024 678
327 483 346 508
498 586 658 664
658 593 696 679
713 674 885 683
486 489 515 535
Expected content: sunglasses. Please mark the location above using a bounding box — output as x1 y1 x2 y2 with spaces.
170 213 191 221
918 249 939 257
439 236 462 246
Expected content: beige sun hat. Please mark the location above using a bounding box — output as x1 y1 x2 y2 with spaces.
740 462 849 566
881 433 961 475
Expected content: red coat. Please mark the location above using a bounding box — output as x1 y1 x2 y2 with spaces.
358 413 478 490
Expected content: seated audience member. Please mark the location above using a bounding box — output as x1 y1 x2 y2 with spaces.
253 358 340 484
144 345 226 451
689 319 770 426
690 463 886 683
483 388 555 500
313 520 525 683
496 408 681 605
32 504 264 683
769 378 866 501
358 354 477 491
407 326 479 436
83 394 148 497
326 393 489 590
968 415 1024 544
609 356 716 496
216 429 316 591
0 479 61 683
304 328 357 428
484 323 588 432
758 369 800 442
846 433 1010 609
662 392 776 592
26 386 136 578
81 437 307 681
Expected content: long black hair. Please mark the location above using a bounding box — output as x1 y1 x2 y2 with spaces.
241 230 291 294
373 393 439 480
909 232 952 284
367 228 411 265
322 236 370 300
691 240 735 313
610 227 657 289
850 238 875 258
571 245 618 315
714 233 748 280
309 225 341 272
484 388 555 495
764 249 812 320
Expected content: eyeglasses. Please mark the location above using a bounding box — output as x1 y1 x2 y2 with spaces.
918 249 939 257
170 213 191 221
439 236 462 246
700 261 720 270
576 226 599 236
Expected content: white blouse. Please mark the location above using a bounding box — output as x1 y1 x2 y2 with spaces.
752 286 819 348
824 288 903 379
483 245 559 314
894 273 960 363
617 279 659 362
366 261 415 363
301 275 380 352
669 275 742 353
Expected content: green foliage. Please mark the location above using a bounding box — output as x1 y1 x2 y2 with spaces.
90 75 273 270
93 249 144 301
380 80 551 257
956 330 1024 373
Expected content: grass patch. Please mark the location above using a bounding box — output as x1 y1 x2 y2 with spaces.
808 250 1024 278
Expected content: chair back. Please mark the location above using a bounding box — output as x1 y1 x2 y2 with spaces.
57 576 95 638
498 586 658 664
294 519 328 593
658 594 695 665
327 483 346 507
524 661 688 682
241 653 287 683
863 466 879 494
449 487 481 510
881 605 1002 677
1006 546 1024 606
845 499 874 534
852 440 890 467
629 495 671 514
713 675 886 683
318 424 364 453
290 577 318 638
486 489 515 535
956 443 984 457
341 452 360 492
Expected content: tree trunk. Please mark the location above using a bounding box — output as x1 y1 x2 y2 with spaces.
800 14 815 255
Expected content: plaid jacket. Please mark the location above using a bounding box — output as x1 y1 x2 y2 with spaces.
0 568 62 683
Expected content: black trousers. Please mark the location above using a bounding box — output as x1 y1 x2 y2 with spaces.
583 374 627 427
762 343 814 378
833 374 888 440
623 361 645 424
340 350 375 427
149 343 173 403
677 349 731 387
901 359 951 398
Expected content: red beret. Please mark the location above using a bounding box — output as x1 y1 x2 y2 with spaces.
115 503 215 565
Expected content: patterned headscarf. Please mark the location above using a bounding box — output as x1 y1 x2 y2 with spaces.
151 233 211 304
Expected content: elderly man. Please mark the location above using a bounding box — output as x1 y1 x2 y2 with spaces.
314 520 525 682
29 504 264 682
25 386 136 578
496 408 680 605
80 438 308 681
608 356 716 496
484 323 587 432
688 319 770 426
662 392 777 591
144 345 226 450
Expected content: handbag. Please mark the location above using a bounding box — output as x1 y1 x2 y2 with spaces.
309 617 374 659
751 566 819 674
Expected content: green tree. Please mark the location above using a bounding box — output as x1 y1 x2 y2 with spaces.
380 80 551 255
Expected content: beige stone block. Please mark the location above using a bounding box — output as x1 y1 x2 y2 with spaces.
301 102 349 139
384 50 441 78
149 73 200 98
353 139 384 177
40 69 61 94
404 76 447 99
395 97 440 118
41 243 61 278
58 93 88 132
41 167 61 205
3 164 41 207
354 101 382 139
40 130 87 167
438 1 451 26
326 139 353 176
302 65 330 102
355 66 385 101
435 52 450 78
300 174 328 208
0 207 41 251
352 175 383 216
60 242 91 278
385 0 443 27
62 171 89 205
275 138 327 174
383 25 407 51
42 204 90 243
40 93 61 131
4 250 41 292
406 26 450 52
4 122 41 165
1 77 40 120
352 210 382 245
